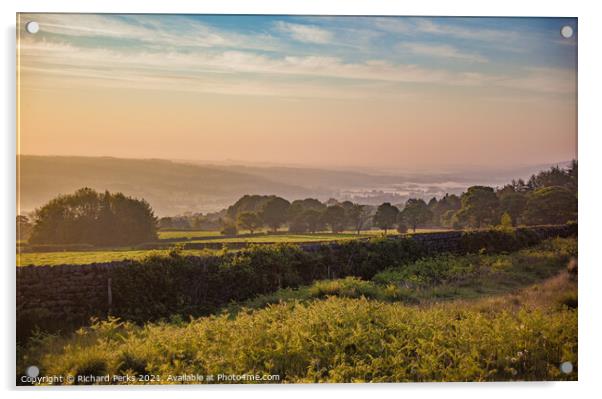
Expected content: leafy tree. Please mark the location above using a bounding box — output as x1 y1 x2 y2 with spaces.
237 212 263 234
221 222 238 236
260 197 291 232
400 198 433 232
499 212 513 229
158 217 174 229
303 209 325 233
29 187 157 246
396 219 408 234
322 205 347 233
499 192 527 226
522 186 577 225
527 163 577 193
567 159 578 190
288 214 309 233
191 215 205 229
339 201 355 230
498 178 530 196
431 193 461 226
16 215 33 241
373 202 399 235
456 186 499 228
227 195 276 220
346 204 371 235
440 209 460 229
450 211 465 230
289 198 325 214
157 216 191 229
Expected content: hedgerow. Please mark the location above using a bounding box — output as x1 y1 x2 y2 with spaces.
107 225 575 324
17 225 576 337
235 237 576 310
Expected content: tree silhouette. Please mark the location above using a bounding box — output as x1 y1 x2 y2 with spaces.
260 197 291 232
29 187 157 246
373 203 399 235
322 205 347 233
237 212 263 234
456 186 499 228
522 186 577 225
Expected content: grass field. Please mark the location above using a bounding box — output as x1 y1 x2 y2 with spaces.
18 238 577 383
235 237 577 311
16 249 219 267
158 230 222 240
18 228 454 267
18 230 416 266
157 228 448 241
192 232 383 244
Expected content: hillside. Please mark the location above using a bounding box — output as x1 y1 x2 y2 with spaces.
17 156 312 216
18 155 570 216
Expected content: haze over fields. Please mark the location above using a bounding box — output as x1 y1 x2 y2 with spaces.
17 15 577 215
18 155 571 216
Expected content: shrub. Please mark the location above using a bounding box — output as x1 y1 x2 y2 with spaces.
18 225 577 334
20 297 577 384
458 225 574 254
29 188 157 246
396 222 408 234
220 223 238 236
308 277 379 299
373 255 477 287
557 292 578 309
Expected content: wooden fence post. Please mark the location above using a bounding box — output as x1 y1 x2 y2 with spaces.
107 277 112 316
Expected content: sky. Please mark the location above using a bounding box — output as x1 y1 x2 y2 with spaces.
17 14 577 171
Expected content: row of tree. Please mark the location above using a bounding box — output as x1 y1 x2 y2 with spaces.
222 196 373 235
429 160 577 229
157 213 222 231
19 161 577 245
221 161 578 234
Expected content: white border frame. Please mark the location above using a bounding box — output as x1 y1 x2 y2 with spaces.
3 1 601 398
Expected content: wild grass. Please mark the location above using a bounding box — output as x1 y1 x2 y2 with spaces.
18 231 391 266
16 249 221 267
235 237 576 310
19 285 577 384
190 232 391 244
18 238 577 383
158 230 222 240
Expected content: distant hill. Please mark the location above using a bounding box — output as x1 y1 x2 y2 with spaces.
18 155 571 216
207 162 573 189
17 156 314 216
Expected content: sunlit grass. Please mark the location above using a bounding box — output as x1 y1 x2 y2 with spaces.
159 229 409 241
234 237 577 311
19 231 400 266
158 230 221 240
194 232 381 243
17 249 219 267
20 276 577 384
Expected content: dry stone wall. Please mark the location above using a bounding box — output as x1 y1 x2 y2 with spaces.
17 224 576 338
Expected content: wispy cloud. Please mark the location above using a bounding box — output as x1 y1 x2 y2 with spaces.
414 19 521 43
18 15 576 101
30 14 282 52
19 39 457 85
273 21 333 44
494 67 576 94
19 37 575 99
372 18 411 34
398 42 488 63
